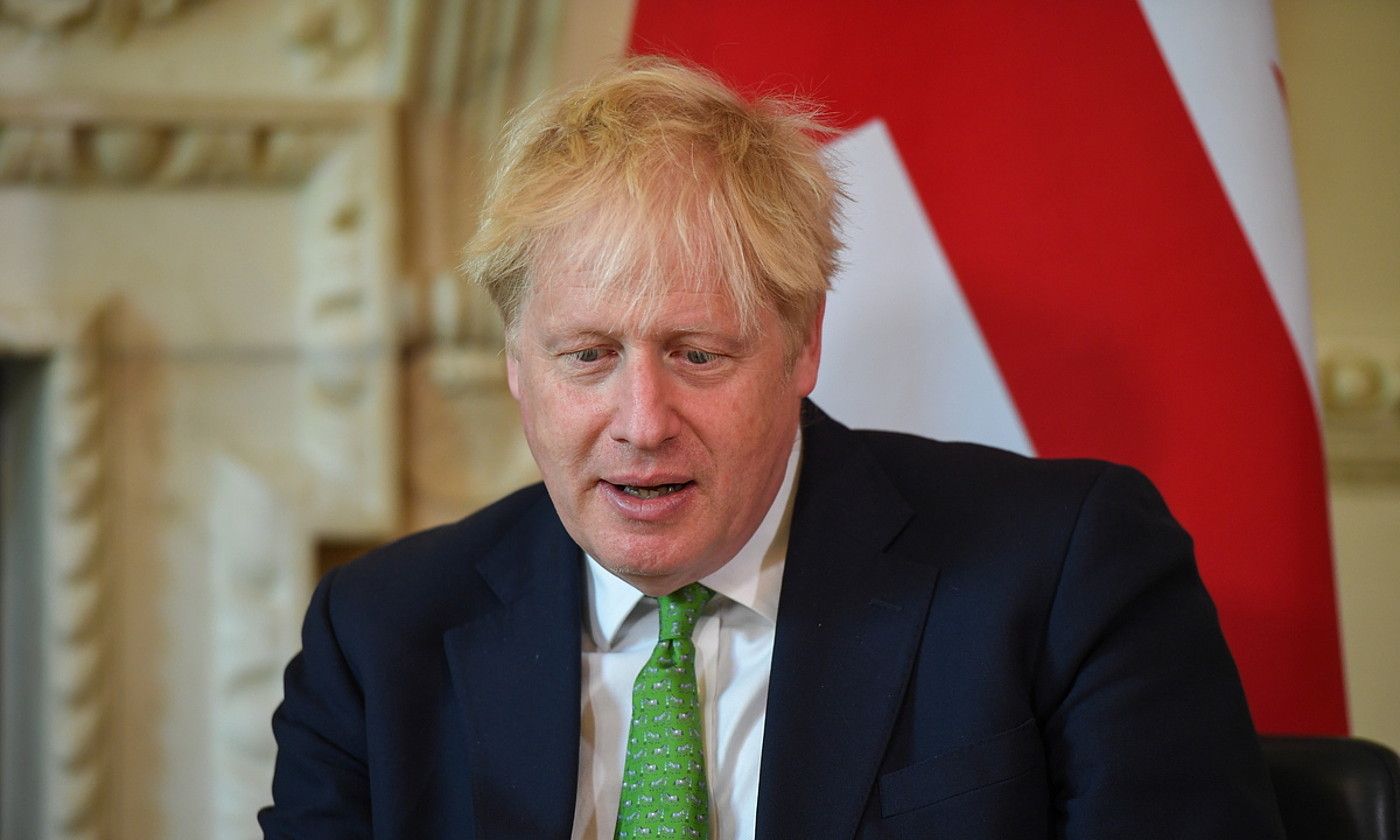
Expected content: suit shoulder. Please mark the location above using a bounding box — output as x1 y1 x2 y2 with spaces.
857 429 1113 494
323 483 552 620
851 429 1174 533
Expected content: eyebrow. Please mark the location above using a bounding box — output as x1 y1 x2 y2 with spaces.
537 328 614 352
538 325 752 353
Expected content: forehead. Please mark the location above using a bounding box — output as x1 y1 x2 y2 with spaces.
523 268 748 337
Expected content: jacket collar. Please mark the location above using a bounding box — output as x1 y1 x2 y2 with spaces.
755 401 942 839
442 489 583 837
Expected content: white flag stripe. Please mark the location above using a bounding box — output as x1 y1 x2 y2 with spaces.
814 120 1034 455
1139 0 1318 396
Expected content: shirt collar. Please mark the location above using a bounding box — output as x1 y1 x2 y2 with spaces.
584 428 802 650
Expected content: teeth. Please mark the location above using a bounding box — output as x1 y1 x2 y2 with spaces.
621 483 684 499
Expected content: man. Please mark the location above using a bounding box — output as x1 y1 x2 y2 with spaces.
261 58 1283 838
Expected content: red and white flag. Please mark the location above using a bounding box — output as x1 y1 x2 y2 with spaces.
631 0 1347 735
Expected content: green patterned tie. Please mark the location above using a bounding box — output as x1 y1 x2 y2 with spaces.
615 582 715 840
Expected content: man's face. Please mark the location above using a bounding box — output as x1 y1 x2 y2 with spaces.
506 271 822 596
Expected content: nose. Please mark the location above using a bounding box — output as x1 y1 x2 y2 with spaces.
608 352 681 450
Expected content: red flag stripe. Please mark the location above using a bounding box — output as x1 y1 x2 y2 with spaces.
631 0 1346 733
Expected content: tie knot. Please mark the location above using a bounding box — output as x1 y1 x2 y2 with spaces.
656 582 713 641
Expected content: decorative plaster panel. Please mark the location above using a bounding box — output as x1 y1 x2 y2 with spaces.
1 96 399 838
0 97 400 533
0 0 386 98
295 111 400 538
207 455 309 839
0 0 200 37
283 0 381 79
37 305 112 840
1319 338 1400 483
0 117 341 186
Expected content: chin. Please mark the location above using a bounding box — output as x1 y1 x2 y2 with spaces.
592 537 709 583
598 550 690 579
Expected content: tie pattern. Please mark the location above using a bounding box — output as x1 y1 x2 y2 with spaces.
615 582 715 839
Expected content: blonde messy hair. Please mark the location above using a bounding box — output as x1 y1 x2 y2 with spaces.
462 56 843 356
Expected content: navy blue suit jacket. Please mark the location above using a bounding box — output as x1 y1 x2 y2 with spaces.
260 403 1283 838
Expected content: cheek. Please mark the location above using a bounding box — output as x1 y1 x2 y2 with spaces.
729 375 797 430
511 378 565 466
522 383 603 461
700 393 781 465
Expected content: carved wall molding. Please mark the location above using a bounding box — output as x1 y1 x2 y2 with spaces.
283 0 381 79
295 110 401 538
389 0 567 530
1 96 399 836
39 303 113 840
396 0 564 295
0 117 343 187
1319 338 1400 483
2 0 382 81
207 455 308 840
0 99 399 532
0 0 202 38
397 0 564 391
423 270 508 394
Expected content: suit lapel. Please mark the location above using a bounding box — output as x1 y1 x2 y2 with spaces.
756 405 942 839
442 493 583 837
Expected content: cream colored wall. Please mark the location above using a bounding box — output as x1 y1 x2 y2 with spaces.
2 4 403 838
554 0 637 85
1274 0 1400 752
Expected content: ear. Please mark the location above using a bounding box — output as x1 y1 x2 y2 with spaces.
505 351 521 401
792 297 825 398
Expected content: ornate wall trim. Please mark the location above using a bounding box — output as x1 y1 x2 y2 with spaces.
1319 338 1400 483
36 303 112 840
284 0 381 79
206 455 309 839
294 106 401 539
1 0 383 82
1 96 399 836
0 96 401 533
0 0 202 37
0 101 359 187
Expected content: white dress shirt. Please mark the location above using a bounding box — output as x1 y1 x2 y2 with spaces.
571 433 801 840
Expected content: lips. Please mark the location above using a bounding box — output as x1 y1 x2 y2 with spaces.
598 477 695 521
611 481 692 499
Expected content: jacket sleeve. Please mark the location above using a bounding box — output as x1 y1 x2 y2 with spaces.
258 566 373 839
1037 464 1284 839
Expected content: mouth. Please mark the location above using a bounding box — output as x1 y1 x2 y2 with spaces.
609 481 692 500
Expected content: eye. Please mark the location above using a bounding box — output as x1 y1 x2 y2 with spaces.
683 349 718 365
570 347 603 363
